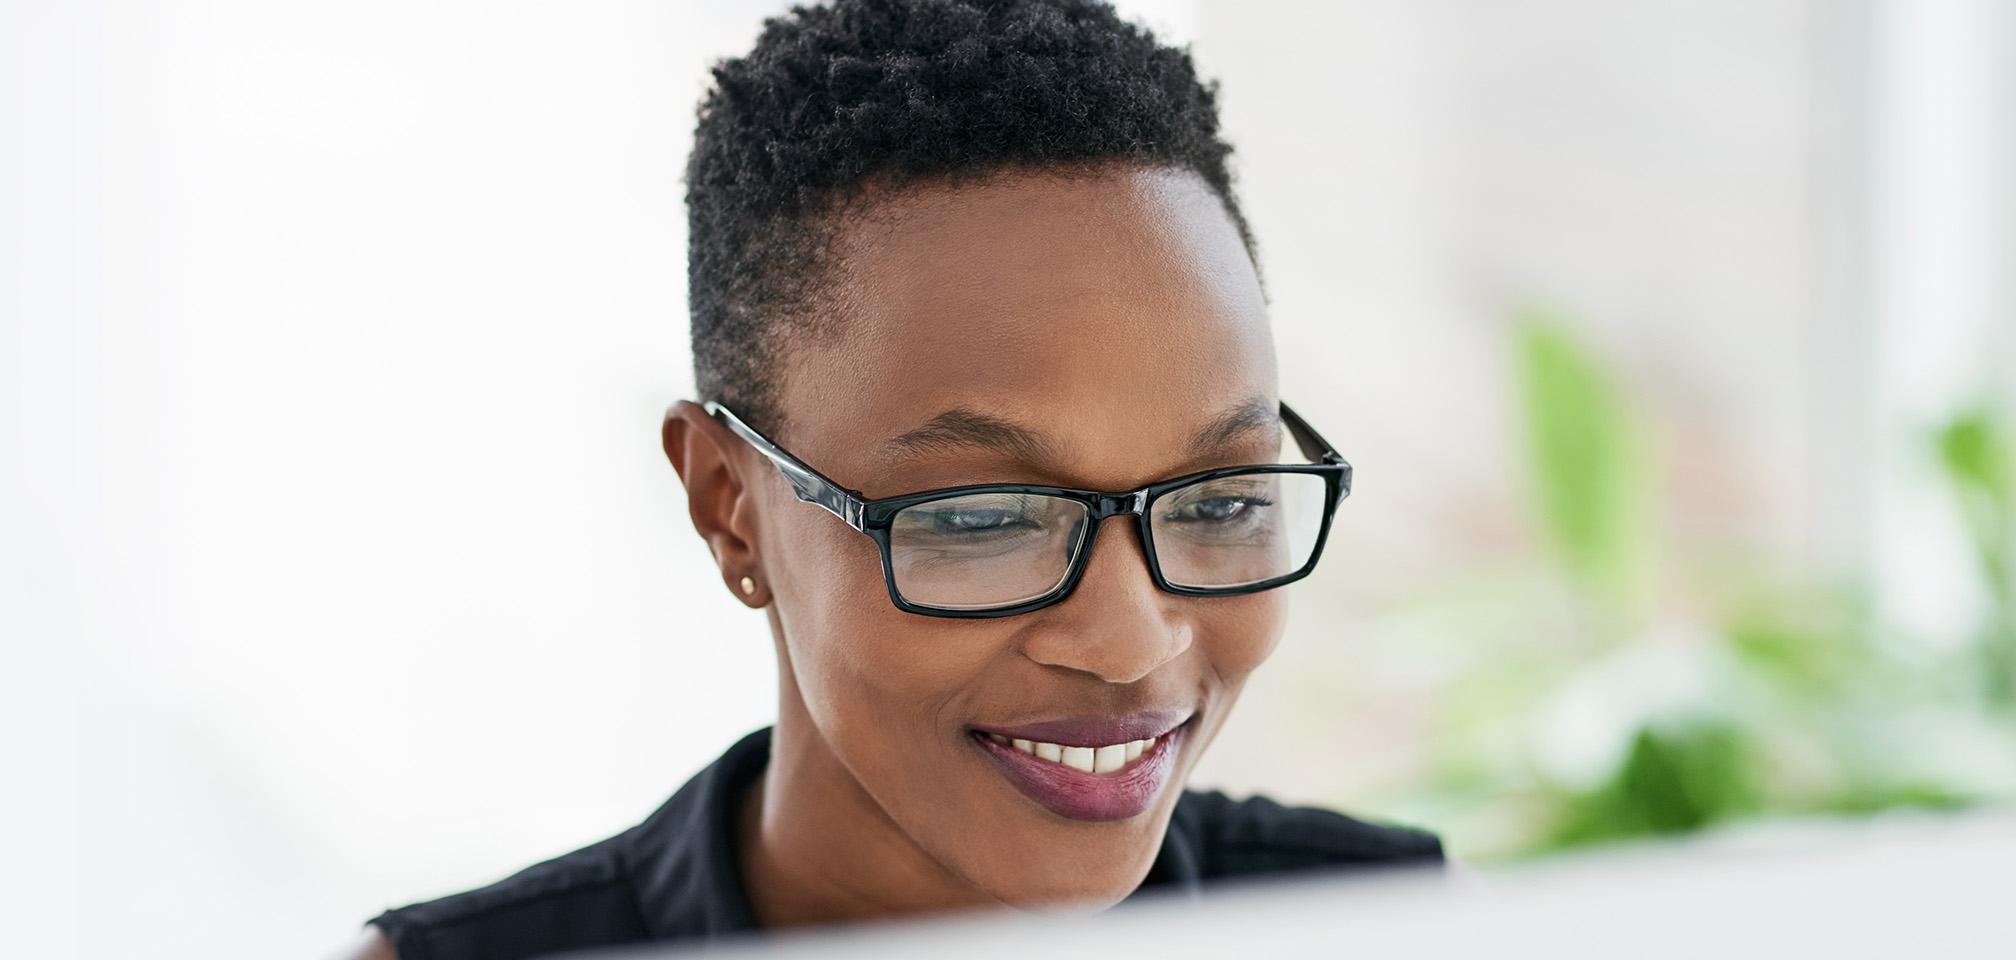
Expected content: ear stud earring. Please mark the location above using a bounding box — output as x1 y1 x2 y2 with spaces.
739 576 757 596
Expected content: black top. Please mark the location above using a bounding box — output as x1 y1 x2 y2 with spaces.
369 726 1442 960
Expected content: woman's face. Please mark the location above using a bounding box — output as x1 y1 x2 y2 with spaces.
749 163 1284 907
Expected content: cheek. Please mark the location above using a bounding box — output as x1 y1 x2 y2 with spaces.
769 509 892 665
763 507 989 750
1199 590 1289 687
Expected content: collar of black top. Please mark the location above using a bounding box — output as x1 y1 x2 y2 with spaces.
620 724 1205 940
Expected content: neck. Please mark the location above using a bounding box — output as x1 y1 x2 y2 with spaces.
736 641 996 928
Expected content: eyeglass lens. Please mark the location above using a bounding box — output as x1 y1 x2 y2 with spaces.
885 470 1328 611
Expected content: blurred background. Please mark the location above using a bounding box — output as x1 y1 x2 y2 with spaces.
4 1 2012 957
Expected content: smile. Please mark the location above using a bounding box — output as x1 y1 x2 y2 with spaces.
979 730 1169 773
967 710 1195 822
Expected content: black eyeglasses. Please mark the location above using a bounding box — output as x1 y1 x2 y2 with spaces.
704 400 1353 618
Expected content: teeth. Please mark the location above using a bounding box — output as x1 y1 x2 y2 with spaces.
1060 746 1095 772
986 732 1164 772
1092 744 1126 772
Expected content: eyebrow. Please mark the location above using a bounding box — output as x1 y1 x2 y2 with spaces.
1190 395 1281 453
878 396 1281 468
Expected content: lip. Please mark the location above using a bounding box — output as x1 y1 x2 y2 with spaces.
967 711 1195 822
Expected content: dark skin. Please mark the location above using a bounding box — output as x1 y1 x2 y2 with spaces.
335 161 1285 957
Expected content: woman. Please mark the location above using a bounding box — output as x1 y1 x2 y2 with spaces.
342 1 1442 956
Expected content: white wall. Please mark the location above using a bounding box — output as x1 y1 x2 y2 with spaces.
6 4 792 956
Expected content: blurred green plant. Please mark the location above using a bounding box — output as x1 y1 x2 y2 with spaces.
1547 721 1761 846
1396 315 2016 862
1516 318 1656 632
1935 405 2016 707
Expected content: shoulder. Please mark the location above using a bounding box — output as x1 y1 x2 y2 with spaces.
1170 787 1443 878
363 830 649 960
350 727 773 960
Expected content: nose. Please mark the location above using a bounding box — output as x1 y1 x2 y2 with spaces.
1017 515 1193 683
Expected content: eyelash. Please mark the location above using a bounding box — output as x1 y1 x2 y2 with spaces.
917 508 1035 534
1162 494 1274 524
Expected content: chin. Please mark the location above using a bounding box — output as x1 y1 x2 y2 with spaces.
991 876 1141 914
948 829 1166 913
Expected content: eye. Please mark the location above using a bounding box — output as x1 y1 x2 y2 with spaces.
893 493 1061 544
919 506 1034 534
1164 494 1273 524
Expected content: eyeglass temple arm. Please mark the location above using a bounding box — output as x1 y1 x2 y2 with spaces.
1279 401 1344 465
703 401 867 530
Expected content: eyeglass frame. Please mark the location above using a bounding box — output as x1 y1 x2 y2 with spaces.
702 399 1354 619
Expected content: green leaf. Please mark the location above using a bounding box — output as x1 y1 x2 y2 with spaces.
1547 721 1760 848
1516 316 1656 627
1937 407 2012 511
1932 405 2016 704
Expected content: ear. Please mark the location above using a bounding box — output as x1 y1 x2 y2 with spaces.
661 399 770 608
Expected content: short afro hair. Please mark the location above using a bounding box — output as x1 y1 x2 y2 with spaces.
684 0 1263 437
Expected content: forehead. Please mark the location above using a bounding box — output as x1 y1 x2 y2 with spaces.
776 164 1277 497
